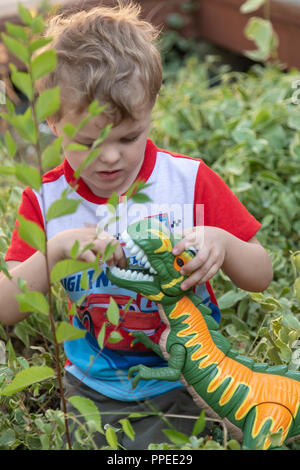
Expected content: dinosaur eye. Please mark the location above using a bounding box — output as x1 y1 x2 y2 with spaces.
173 256 185 271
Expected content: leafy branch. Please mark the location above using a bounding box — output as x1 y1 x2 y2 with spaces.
240 0 278 62
0 2 153 450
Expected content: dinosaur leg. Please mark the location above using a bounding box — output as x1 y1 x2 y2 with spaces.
130 331 164 358
128 343 186 388
242 403 293 450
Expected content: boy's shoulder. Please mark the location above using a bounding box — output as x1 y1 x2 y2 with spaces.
155 143 205 164
42 162 65 184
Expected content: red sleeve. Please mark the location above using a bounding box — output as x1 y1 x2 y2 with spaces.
194 160 261 241
5 187 45 262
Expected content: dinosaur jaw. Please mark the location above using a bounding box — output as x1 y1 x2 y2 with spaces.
109 265 154 283
107 265 162 298
107 229 162 295
121 229 158 275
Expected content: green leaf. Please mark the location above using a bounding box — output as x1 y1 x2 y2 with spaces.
18 3 33 26
70 240 80 259
0 366 54 396
217 290 248 310
244 17 277 61
17 215 45 253
2 107 37 144
240 0 265 14
50 260 95 284
67 396 103 433
269 430 283 448
15 291 49 315
0 165 15 176
119 419 135 441
4 130 17 158
31 49 57 82
102 241 117 262
131 192 152 203
252 108 271 127
192 410 205 436
46 198 81 221
106 297 119 325
15 163 41 191
288 112 300 131
92 124 113 148
125 180 152 200
108 331 123 344
5 22 28 42
30 15 44 34
80 270 89 290
105 427 119 449
97 322 106 349
107 192 119 212
0 429 17 448
73 148 102 178
42 136 62 170
63 123 76 139
35 87 60 122
88 100 106 117
0 255 12 280
162 429 190 445
29 37 53 55
227 439 241 450
65 143 88 152
56 321 86 342
1 33 29 65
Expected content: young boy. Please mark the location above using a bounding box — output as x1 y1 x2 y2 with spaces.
0 2 273 449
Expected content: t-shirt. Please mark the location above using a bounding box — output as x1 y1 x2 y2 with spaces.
5 139 261 401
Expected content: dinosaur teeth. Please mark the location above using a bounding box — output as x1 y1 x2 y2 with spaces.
135 250 144 261
129 245 140 255
110 266 154 282
121 230 157 274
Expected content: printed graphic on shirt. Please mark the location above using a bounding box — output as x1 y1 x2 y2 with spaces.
63 213 172 352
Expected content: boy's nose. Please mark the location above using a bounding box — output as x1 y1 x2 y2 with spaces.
98 145 120 165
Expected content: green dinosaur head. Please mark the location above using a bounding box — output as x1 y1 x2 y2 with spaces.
106 218 196 305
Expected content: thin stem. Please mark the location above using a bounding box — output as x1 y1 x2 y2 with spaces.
28 62 72 449
264 0 271 21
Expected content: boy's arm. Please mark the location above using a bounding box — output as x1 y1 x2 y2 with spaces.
0 227 127 326
0 254 55 325
220 233 273 292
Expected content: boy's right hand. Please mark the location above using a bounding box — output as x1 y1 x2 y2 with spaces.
48 226 127 268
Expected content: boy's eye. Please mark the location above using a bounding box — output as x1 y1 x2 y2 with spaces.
120 135 139 144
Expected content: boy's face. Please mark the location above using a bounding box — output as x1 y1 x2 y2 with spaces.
49 106 153 198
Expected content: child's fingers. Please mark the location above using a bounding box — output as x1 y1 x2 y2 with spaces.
179 248 209 275
111 243 127 269
100 240 127 269
79 249 96 263
180 258 217 290
173 230 204 255
93 231 126 268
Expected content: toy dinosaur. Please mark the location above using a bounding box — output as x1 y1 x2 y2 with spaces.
106 218 300 450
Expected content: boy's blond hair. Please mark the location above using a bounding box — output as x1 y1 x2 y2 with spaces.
36 1 162 124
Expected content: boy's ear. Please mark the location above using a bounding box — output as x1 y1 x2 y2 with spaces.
46 118 58 136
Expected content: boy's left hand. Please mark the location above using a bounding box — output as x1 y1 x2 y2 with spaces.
172 226 227 290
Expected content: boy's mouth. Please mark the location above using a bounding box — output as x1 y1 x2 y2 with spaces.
97 170 122 180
